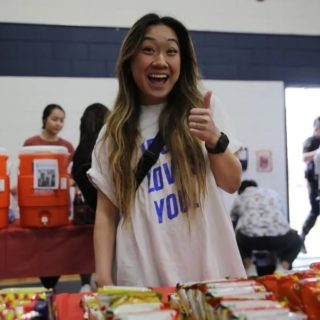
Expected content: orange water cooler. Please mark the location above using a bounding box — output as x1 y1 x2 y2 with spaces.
18 146 70 228
0 147 10 228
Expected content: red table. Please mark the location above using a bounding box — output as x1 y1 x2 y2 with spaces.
53 293 84 320
0 220 94 279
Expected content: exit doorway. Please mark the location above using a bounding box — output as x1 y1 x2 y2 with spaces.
285 87 320 262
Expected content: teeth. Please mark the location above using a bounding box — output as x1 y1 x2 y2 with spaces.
149 74 167 79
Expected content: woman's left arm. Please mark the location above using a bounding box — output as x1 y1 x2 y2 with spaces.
189 91 241 193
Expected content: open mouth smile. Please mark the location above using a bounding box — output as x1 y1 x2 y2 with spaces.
148 73 169 84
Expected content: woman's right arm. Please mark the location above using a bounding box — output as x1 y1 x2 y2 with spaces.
94 189 118 287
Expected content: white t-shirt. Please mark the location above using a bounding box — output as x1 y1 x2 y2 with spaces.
88 96 246 287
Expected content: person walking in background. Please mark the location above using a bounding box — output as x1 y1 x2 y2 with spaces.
88 13 246 288
72 103 110 292
23 103 75 290
300 116 320 253
314 148 320 194
314 149 320 223
231 180 301 277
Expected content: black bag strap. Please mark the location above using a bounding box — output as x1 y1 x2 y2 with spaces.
135 131 164 190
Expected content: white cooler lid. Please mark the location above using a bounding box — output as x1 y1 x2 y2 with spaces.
19 145 69 154
0 147 9 155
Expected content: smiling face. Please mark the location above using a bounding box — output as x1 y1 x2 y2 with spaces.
130 24 181 105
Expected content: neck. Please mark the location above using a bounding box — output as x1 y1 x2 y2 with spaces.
40 131 58 142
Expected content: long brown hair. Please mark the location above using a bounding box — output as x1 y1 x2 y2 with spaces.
102 13 207 220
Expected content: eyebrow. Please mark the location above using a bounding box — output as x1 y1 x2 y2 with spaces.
143 35 179 45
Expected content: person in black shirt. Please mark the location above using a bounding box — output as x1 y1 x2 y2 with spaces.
72 102 110 292
300 116 320 253
72 103 110 210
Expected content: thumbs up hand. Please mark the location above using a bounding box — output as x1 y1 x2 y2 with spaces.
189 90 221 148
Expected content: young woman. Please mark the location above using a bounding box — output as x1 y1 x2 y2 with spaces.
23 104 74 290
88 13 246 287
23 104 74 158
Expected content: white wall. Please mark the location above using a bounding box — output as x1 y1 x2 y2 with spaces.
0 77 286 214
0 0 320 35
207 80 287 213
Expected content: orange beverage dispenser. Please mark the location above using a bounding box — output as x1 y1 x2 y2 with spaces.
0 147 10 228
18 146 70 227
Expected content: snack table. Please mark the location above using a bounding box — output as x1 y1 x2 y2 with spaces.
53 287 175 319
0 220 94 279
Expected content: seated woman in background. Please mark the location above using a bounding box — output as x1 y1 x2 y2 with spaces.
72 103 110 292
231 179 301 277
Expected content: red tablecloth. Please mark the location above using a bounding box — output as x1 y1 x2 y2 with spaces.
0 220 94 279
54 293 84 320
54 287 175 319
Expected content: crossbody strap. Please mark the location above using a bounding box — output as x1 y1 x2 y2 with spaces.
135 131 164 190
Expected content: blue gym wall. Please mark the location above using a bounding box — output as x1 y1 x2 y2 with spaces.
1 22 320 85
